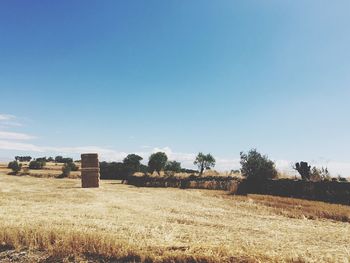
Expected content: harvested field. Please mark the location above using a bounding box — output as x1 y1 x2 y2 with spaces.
0 162 80 179
0 174 349 262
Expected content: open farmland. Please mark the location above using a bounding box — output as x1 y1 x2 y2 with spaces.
0 174 349 262
0 162 80 179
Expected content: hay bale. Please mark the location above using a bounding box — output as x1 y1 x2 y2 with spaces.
81 153 100 188
81 153 99 168
81 169 100 188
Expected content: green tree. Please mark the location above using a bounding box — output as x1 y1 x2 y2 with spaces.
165 161 182 173
194 152 216 175
123 154 143 175
8 161 22 174
148 152 168 174
29 160 46 169
240 149 277 180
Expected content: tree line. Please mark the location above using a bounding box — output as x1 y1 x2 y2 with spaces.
7 150 348 182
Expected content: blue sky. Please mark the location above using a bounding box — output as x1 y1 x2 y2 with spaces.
0 1 349 175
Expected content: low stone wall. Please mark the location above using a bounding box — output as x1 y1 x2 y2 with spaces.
126 175 350 205
247 179 350 205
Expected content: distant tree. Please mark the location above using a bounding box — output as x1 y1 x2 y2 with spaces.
148 152 168 174
194 152 216 175
29 160 45 169
47 157 54 162
337 175 348 182
293 161 311 180
15 156 32 162
36 157 47 162
240 149 277 180
123 154 143 175
55 156 63 163
55 156 73 163
8 161 22 174
165 161 182 173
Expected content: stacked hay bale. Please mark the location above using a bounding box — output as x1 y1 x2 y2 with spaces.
81 153 100 188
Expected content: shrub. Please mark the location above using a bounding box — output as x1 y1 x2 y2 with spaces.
337 176 348 182
60 162 78 178
294 162 331 182
61 163 71 178
240 149 277 181
148 152 168 174
29 160 45 169
7 161 22 174
310 167 331 182
194 153 216 175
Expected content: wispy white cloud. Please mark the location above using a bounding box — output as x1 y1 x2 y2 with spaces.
0 140 44 152
0 114 15 121
0 114 22 127
0 131 36 140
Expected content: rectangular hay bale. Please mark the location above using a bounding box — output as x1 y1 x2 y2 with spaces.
81 153 99 168
81 169 100 188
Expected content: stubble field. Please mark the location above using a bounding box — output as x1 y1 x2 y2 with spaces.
0 174 349 262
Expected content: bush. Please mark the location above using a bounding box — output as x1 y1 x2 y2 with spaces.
7 161 22 174
240 149 277 181
60 162 78 178
29 160 45 169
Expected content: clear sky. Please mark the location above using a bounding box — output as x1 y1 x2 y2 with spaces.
0 1 349 175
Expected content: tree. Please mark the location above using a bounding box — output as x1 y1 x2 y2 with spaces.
294 161 311 180
15 156 32 162
123 154 143 175
55 156 73 163
148 152 168 174
194 152 216 175
240 149 277 180
165 161 182 173
8 161 22 174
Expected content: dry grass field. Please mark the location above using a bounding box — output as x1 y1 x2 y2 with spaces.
0 174 350 262
0 162 80 179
